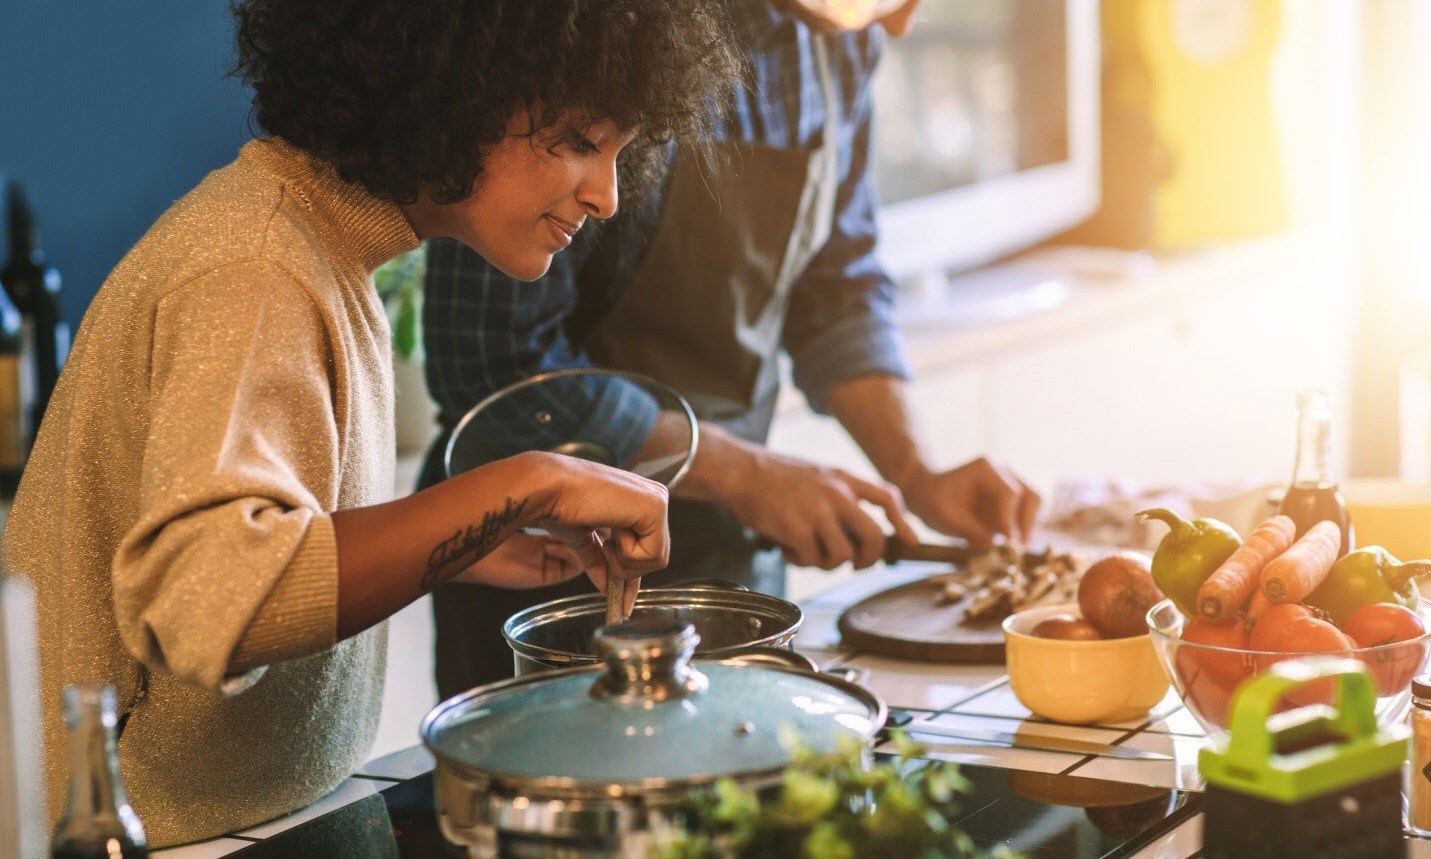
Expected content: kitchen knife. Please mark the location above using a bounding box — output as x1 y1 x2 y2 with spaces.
903 721 1174 761
755 534 1051 568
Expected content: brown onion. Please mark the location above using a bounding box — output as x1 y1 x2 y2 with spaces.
1078 552 1161 639
1031 615 1104 641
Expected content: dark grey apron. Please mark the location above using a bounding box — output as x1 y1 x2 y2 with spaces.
583 36 841 592
588 39 839 445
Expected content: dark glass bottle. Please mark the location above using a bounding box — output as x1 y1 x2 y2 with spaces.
1277 388 1353 556
0 282 30 497
1 181 69 444
50 685 147 859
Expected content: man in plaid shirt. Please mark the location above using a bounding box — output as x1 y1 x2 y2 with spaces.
418 0 1041 694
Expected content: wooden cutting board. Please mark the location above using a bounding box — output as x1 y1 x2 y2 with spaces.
837 573 1008 663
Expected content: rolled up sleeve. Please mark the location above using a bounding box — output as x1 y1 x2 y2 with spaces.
781 32 911 413
113 262 344 694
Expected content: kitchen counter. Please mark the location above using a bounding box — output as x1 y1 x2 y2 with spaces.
153 563 1423 858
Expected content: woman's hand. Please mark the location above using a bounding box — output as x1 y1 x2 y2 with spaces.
332 450 667 639
901 456 1040 545
448 533 584 589
533 452 671 577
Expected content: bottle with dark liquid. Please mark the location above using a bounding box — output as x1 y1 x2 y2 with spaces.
1 181 69 446
0 282 30 497
1277 388 1353 556
50 685 147 859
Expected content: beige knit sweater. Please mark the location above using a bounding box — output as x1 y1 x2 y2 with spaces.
4 138 419 846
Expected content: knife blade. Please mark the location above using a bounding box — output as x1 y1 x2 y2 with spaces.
903 721 1173 761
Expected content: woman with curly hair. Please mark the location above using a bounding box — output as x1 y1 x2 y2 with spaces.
3 0 737 846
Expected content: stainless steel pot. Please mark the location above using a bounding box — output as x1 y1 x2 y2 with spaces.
422 617 885 858
503 586 802 677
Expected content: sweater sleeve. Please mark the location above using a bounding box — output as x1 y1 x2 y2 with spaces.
112 260 345 695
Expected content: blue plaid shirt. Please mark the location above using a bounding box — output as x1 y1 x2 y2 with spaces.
423 0 911 463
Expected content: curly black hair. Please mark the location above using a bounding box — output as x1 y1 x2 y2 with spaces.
230 0 740 205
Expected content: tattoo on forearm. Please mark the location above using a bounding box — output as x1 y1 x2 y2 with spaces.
422 497 528 591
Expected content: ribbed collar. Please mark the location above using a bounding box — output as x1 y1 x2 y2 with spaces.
241 137 420 274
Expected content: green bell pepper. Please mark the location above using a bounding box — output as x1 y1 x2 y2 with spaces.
1137 507 1242 619
1304 545 1428 626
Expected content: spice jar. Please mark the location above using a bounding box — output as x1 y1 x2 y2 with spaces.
1410 674 1431 835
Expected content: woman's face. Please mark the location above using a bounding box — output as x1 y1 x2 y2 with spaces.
405 112 635 281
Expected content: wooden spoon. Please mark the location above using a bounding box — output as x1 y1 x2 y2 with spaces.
602 541 636 625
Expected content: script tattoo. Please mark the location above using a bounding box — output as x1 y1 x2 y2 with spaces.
422 497 528 591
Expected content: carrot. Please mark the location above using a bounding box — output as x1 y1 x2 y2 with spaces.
1197 515 1297 623
1260 520 1342 604
1243 588 1272 631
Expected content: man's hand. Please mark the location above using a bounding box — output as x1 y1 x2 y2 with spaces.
901 456 1040 545
723 447 920 570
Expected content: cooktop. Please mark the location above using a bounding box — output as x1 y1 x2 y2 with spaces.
228 761 1203 858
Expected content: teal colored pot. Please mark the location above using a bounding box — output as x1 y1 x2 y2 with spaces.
422 616 885 856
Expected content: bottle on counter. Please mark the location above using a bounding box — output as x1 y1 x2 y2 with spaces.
1 181 69 446
1410 674 1431 836
1277 388 1353 556
0 282 30 498
50 685 147 859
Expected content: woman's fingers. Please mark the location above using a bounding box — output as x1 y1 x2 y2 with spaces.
540 454 670 575
613 520 669 576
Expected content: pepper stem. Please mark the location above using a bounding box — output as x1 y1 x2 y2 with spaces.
1136 507 1191 540
1386 561 1431 590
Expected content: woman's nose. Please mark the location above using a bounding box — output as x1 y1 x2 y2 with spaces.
577 156 620 221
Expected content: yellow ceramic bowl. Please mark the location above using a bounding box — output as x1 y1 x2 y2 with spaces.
1343 479 1431 562
1002 603 1170 725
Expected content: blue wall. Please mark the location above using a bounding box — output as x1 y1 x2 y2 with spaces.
0 2 252 326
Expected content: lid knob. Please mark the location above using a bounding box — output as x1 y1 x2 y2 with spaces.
590 616 709 702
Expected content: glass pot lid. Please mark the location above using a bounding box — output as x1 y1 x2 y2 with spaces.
444 367 699 490
421 617 884 786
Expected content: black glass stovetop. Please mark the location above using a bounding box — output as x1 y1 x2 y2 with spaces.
228 760 1203 858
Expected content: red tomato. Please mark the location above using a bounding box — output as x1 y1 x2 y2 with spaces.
1249 607 1356 708
1248 603 1316 651
1343 603 1427 696
1176 618 1255 728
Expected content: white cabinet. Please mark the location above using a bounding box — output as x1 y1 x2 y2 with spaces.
768 234 1355 499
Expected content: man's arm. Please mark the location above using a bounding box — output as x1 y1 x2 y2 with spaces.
825 374 1039 544
781 31 1039 545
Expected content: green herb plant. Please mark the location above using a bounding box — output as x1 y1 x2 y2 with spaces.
373 245 425 361
654 730 1017 859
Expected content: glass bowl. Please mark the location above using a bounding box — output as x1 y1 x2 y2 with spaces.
1145 598 1431 739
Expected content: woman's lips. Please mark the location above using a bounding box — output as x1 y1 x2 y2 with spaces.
544 215 578 248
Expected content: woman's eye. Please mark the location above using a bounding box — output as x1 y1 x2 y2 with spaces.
569 135 600 156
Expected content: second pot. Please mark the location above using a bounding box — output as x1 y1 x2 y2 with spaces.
503 586 802 677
